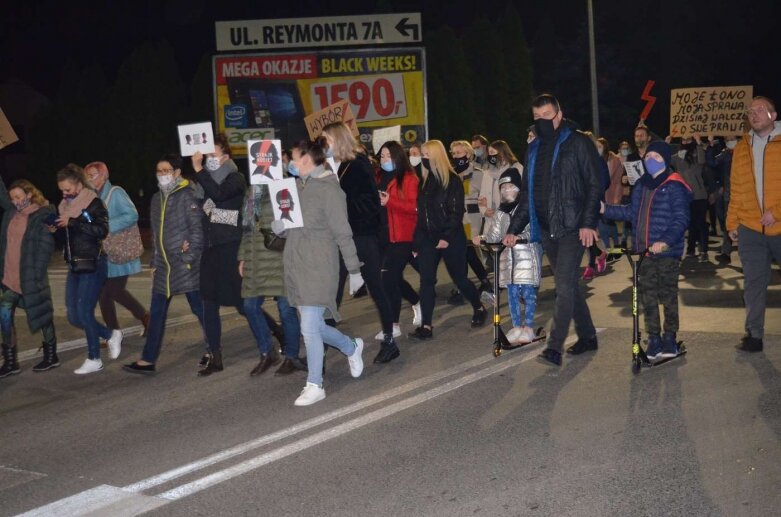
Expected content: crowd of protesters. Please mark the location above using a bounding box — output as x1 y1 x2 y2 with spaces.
0 93 778 403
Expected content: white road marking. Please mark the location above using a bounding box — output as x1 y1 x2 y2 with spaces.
16 485 166 517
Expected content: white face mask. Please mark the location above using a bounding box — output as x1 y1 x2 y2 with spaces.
500 185 520 203
157 174 175 187
409 156 422 167
620 149 630 157
726 140 737 150
677 150 687 159
205 156 222 171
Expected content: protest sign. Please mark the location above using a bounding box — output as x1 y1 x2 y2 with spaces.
623 160 643 186
269 178 304 229
371 125 401 153
178 122 215 156
247 139 283 184
304 100 359 140
669 85 752 137
0 108 19 150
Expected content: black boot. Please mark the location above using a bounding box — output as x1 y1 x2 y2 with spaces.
374 334 400 364
198 350 224 376
0 343 20 378
33 342 60 372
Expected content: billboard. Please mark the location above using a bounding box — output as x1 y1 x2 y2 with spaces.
213 47 427 156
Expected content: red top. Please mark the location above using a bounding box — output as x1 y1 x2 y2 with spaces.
385 170 419 243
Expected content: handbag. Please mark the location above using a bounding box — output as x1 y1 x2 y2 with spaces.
102 187 144 264
261 228 285 252
65 227 96 274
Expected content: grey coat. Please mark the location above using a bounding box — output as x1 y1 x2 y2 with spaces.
149 180 204 297
484 208 543 288
282 168 360 321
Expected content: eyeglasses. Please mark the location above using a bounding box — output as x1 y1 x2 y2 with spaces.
156 169 174 174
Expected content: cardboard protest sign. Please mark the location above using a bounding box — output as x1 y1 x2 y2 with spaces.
247 139 283 184
178 122 215 156
0 108 19 150
371 125 401 154
303 100 359 140
623 160 643 186
670 85 752 137
268 178 304 229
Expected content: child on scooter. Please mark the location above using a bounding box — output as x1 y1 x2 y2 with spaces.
473 168 543 344
602 141 692 359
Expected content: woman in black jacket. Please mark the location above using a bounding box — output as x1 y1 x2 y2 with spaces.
409 140 487 340
55 164 122 374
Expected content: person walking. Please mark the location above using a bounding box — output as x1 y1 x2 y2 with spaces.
0 179 58 377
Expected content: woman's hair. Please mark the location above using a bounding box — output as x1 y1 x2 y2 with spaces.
158 154 183 171
9 179 48 206
322 122 359 162
291 136 330 170
379 140 413 195
56 163 93 189
421 140 453 187
449 140 474 160
488 140 518 166
597 137 611 160
214 133 231 157
83 161 109 175
408 143 421 156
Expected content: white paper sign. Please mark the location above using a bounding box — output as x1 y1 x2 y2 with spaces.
247 139 283 184
178 122 215 156
268 178 304 229
371 125 402 154
623 160 644 186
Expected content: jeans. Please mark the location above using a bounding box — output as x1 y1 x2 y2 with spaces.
598 218 620 248
299 305 357 386
65 256 111 359
0 287 56 347
737 225 781 339
507 284 538 328
382 241 420 323
244 296 300 358
542 233 596 353
141 290 205 363
99 275 147 330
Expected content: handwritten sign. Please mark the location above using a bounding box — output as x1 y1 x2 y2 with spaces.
623 160 643 186
371 125 401 154
0 108 19 150
670 85 752 137
303 100 359 140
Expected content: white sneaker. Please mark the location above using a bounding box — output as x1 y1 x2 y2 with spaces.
74 358 104 375
294 382 326 406
506 326 523 343
107 329 123 359
374 324 401 340
411 303 422 326
348 338 364 378
517 326 536 344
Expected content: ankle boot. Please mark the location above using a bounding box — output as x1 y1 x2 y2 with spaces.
198 350 224 376
33 342 60 372
0 343 21 378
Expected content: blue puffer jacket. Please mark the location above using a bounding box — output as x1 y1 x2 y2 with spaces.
604 169 692 258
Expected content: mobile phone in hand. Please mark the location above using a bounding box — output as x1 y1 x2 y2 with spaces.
44 213 58 226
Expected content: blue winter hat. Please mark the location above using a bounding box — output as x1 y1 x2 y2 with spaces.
645 140 672 168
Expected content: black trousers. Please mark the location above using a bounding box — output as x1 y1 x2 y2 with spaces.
336 234 394 334
382 241 420 322
466 245 488 282
687 199 709 254
417 232 481 327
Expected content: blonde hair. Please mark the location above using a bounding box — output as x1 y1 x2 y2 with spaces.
9 179 48 207
422 140 453 188
322 122 359 162
449 140 474 160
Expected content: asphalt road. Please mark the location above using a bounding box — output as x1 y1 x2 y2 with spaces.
2 245 780 516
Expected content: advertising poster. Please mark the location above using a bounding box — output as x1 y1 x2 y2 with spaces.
268 178 304 229
247 139 283 184
213 47 427 156
669 85 752 137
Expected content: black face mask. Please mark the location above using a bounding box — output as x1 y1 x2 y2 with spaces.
453 157 469 173
487 155 499 167
534 118 556 140
421 157 431 171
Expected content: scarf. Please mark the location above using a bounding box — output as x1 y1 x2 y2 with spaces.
242 184 265 229
209 159 238 185
58 187 98 220
3 203 41 294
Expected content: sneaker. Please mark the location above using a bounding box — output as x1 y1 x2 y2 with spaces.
716 253 731 265
198 352 210 368
123 361 156 375
294 382 326 406
74 358 104 375
517 326 536 344
736 334 763 352
538 348 562 366
581 266 595 281
447 289 465 305
471 306 488 328
699 252 709 263
411 303 422 326
348 338 364 378
375 324 401 341
660 333 679 358
506 326 523 344
596 251 607 273
107 329 123 359
645 335 663 361
408 326 433 340
566 335 598 354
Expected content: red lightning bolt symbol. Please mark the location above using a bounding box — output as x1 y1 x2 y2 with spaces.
640 80 656 121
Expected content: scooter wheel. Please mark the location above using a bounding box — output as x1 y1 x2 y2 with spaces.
493 347 502 358
632 357 642 374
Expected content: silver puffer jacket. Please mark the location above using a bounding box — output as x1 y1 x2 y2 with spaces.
483 209 543 288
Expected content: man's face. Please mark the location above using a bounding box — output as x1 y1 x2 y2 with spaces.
532 104 563 130
634 129 650 149
471 140 483 152
746 99 777 134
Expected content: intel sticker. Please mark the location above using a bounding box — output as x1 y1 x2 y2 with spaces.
224 104 248 128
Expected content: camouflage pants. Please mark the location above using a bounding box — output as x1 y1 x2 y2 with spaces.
637 256 680 336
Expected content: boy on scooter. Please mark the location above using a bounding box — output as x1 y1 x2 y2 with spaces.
602 141 692 359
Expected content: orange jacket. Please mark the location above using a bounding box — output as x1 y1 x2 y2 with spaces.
727 134 781 236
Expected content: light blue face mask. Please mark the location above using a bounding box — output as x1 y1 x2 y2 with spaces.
287 163 300 177
474 148 484 158
325 148 334 158
381 161 394 172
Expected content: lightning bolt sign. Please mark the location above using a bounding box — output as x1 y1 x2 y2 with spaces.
640 80 656 121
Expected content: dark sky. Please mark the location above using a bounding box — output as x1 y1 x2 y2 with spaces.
3 0 780 128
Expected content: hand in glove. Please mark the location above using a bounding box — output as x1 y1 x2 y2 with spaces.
348 272 365 296
270 219 286 236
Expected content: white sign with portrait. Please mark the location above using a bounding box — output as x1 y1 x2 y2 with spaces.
268 178 303 229
178 122 215 156
247 139 284 184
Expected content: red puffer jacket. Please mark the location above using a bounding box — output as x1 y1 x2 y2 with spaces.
385 170 419 243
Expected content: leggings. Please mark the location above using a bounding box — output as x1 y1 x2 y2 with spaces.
507 284 538 328
99 275 147 330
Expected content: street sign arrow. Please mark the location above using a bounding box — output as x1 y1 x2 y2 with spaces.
395 17 419 40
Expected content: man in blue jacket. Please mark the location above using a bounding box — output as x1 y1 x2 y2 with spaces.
504 94 603 366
